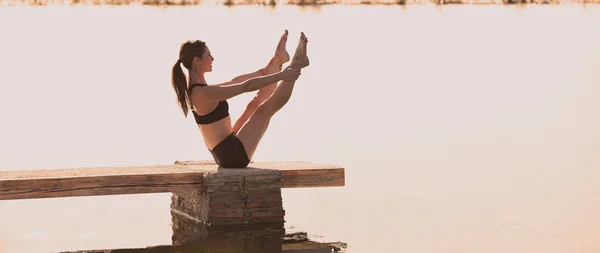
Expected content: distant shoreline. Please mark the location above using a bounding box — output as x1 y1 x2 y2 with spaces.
1 0 598 6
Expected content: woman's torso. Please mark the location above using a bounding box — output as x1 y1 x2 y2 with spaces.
189 84 233 150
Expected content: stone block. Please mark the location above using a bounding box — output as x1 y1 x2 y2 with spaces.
170 169 286 246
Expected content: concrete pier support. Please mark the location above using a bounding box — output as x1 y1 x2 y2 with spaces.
170 169 286 252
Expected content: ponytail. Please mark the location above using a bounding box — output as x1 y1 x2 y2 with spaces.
171 60 189 117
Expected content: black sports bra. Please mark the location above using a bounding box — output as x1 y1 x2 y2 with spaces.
189 83 230 124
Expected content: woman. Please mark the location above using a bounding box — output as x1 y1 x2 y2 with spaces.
171 31 310 168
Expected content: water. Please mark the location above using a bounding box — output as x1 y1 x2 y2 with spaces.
1 3 600 253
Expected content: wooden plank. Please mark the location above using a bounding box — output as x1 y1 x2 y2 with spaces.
0 172 205 201
175 160 346 188
0 164 201 180
0 161 344 200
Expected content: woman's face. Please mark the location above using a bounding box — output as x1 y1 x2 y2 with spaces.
196 47 214 73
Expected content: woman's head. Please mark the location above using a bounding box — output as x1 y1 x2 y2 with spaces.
178 40 213 73
171 40 214 117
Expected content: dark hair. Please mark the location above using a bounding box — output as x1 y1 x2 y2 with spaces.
171 40 207 117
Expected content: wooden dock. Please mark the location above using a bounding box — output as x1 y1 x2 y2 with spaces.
0 160 345 201
1 160 346 252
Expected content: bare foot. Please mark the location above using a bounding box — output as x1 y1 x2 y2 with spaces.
274 30 290 64
290 32 309 69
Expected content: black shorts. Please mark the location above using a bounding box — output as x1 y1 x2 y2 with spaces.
209 132 250 168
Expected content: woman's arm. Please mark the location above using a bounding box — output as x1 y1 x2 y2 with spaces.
191 69 294 103
214 58 282 87
213 69 261 87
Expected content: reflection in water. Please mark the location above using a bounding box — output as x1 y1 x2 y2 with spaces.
58 230 345 253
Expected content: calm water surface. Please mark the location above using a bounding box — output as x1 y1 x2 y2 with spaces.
1 4 600 253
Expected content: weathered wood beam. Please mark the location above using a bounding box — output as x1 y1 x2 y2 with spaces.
175 161 346 188
0 161 344 201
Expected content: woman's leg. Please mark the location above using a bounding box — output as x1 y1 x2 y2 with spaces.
232 58 282 133
232 31 290 133
236 33 309 160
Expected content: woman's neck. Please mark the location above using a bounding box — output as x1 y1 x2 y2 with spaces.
189 71 207 85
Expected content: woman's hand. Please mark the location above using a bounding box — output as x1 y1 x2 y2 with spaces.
279 67 301 82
